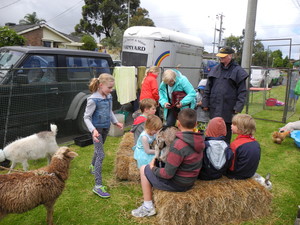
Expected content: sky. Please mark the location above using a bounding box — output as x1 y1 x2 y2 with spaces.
1 0 300 59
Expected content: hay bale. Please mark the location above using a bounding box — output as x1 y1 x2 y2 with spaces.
153 177 272 225
127 157 140 181
115 132 140 181
115 154 131 180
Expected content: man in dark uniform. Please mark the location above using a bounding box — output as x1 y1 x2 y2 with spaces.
202 46 248 144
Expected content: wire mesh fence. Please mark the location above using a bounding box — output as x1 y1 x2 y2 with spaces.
0 66 116 149
245 68 298 123
1 64 298 149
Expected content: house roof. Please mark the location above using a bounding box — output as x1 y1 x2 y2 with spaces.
8 23 81 43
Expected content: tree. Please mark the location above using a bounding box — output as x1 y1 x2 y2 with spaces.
100 24 123 50
81 34 97 51
75 0 140 38
0 26 25 47
130 8 155 26
225 35 243 64
225 30 264 65
19 12 46 25
283 56 292 68
271 50 282 59
252 51 268 67
272 57 283 68
253 41 264 54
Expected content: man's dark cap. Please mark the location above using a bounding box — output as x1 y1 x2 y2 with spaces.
216 46 235 57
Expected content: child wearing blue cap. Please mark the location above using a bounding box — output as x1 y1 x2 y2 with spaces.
195 79 209 132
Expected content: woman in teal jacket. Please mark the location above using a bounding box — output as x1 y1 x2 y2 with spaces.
159 69 196 126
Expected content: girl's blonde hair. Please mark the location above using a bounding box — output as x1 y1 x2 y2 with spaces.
89 73 114 93
232 114 256 136
142 66 160 84
145 115 162 132
162 69 176 84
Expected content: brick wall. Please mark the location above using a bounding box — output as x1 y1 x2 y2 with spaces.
22 28 43 46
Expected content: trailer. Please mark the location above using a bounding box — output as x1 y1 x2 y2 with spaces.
122 26 204 87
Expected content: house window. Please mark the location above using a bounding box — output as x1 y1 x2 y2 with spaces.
43 41 51 47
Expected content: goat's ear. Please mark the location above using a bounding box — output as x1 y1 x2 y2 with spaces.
67 151 78 159
265 173 271 181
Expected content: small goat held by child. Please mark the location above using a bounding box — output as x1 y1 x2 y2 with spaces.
0 124 59 172
0 146 78 225
154 126 178 164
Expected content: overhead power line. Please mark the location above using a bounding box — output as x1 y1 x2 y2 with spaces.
291 0 300 8
47 0 84 23
0 0 21 10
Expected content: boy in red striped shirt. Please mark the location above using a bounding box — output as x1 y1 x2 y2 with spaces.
131 108 204 217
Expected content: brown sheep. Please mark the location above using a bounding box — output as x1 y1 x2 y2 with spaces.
0 146 78 225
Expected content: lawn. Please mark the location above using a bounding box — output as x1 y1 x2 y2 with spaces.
0 87 300 225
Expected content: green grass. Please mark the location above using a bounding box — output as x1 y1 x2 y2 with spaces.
1 87 300 225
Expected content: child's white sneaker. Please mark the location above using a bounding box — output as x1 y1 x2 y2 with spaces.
131 204 156 217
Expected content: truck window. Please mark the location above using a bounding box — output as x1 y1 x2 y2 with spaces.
66 56 111 80
19 55 56 83
0 50 24 83
88 57 111 77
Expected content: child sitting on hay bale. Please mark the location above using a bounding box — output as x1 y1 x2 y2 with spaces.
133 115 162 168
131 108 205 217
130 98 157 145
198 117 233 180
226 114 261 179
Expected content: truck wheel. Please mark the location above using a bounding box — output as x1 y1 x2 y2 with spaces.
76 104 89 133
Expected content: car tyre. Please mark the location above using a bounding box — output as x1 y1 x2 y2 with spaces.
76 103 89 134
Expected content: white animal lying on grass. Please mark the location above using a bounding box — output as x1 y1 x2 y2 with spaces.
0 124 59 172
279 121 300 132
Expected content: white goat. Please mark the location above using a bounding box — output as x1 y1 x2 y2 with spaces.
0 124 59 172
252 173 272 190
280 121 300 132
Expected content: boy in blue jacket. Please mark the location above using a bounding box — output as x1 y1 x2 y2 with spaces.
198 117 233 180
226 114 261 179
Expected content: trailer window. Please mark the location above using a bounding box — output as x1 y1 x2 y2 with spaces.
122 52 148 67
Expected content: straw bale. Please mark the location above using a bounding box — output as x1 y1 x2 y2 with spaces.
127 157 140 181
115 154 130 180
115 132 140 181
153 177 272 225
